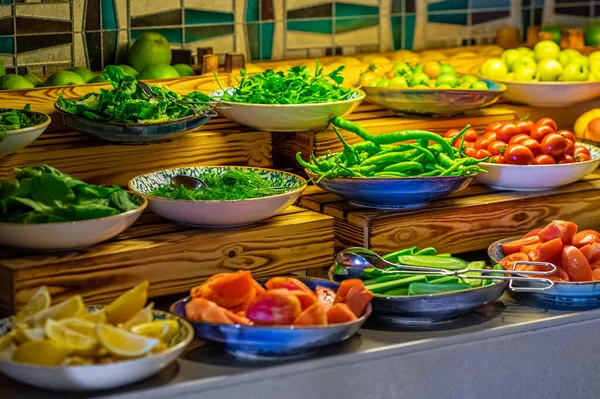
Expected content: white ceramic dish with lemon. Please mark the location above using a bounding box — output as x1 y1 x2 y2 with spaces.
210 88 364 132
0 109 51 159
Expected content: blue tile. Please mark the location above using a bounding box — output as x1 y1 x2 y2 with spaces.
260 22 274 60
391 16 402 50
429 13 468 26
428 0 468 12
404 14 415 50
0 35 13 54
472 0 510 9
246 0 259 22
101 0 117 30
335 17 378 34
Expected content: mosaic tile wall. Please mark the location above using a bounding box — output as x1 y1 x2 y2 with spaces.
0 0 597 73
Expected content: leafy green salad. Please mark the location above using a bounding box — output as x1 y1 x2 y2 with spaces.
56 65 210 124
0 104 46 142
217 61 359 105
0 165 140 224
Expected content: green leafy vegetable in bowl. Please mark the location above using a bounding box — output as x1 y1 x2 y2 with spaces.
0 104 47 142
148 169 291 201
216 61 359 105
56 66 210 124
0 165 140 224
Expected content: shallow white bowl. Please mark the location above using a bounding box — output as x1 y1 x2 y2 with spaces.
476 143 600 191
0 309 193 391
210 88 364 132
0 194 147 250
128 166 307 227
0 110 50 159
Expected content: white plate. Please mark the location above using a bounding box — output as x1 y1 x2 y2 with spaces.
0 309 193 391
476 143 600 191
210 88 364 132
0 194 147 250
0 110 51 159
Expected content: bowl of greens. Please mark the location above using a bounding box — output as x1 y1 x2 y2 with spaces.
128 166 306 227
0 165 147 251
0 105 50 159
54 66 215 144
209 63 365 132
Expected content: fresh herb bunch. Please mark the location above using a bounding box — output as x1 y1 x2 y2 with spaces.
217 62 358 105
56 65 209 124
149 169 289 201
0 104 46 141
0 165 140 224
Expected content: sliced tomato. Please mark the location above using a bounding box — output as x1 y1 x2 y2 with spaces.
538 220 578 245
572 230 600 248
522 229 541 239
562 245 593 282
535 238 564 263
547 266 570 282
520 242 541 261
591 258 600 269
501 235 541 255
315 286 336 311
579 243 600 263
499 252 529 270
593 269 600 281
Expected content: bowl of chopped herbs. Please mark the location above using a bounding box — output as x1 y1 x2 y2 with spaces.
0 165 147 251
54 66 215 144
0 105 50 159
128 166 306 227
210 62 364 132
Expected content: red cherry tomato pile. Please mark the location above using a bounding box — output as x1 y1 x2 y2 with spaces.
499 220 600 282
443 118 592 165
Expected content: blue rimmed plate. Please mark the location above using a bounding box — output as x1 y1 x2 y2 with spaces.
170 278 371 359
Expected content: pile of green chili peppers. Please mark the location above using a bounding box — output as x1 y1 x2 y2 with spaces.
296 116 488 181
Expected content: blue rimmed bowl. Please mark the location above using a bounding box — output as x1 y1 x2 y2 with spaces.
54 104 214 144
363 79 505 116
306 170 476 209
128 166 307 227
169 278 371 359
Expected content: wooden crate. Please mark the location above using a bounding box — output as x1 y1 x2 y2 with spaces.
0 206 334 314
299 170 600 256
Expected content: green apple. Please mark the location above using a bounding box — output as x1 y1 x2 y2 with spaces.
512 56 536 72
571 54 590 69
590 68 600 81
0 74 34 90
45 71 86 86
409 72 430 87
388 76 408 88
68 67 95 83
458 81 472 89
558 49 581 67
461 74 479 83
584 20 600 46
562 63 589 82
589 51 600 63
173 64 195 77
537 59 563 81
0 62 5 78
412 64 424 74
89 75 107 83
138 64 180 80
118 64 139 78
513 66 537 82
376 78 390 87
440 63 456 76
436 84 452 89
540 25 563 44
480 58 508 79
471 81 488 90
534 40 561 61
127 32 172 73
435 73 458 87
21 73 43 87
517 47 535 58
412 84 429 89
367 78 381 87
392 62 411 76
503 72 515 81
501 49 521 71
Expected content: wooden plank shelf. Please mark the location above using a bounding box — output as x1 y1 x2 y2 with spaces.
0 206 334 314
299 171 600 257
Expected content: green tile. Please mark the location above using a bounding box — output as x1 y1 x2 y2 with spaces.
101 0 117 30
246 0 259 22
131 28 182 44
184 25 234 44
335 17 378 34
391 16 402 50
335 2 378 17
184 9 234 25
0 35 13 53
287 19 332 34
429 13 468 25
260 22 274 60
247 23 260 60
404 14 415 50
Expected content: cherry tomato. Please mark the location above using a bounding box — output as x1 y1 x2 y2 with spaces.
575 153 591 162
486 121 503 132
522 229 541 239
541 133 568 158
558 154 575 164
564 139 575 156
487 140 508 155
562 245 593 282
443 129 460 139
533 154 556 165
462 128 478 142
504 145 534 165
474 149 491 159
530 124 555 142
509 134 530 145
474 137 491 150
481 131 497 141
464 147 477 158
521 138 542 157
502 235 541 255
557 129 575 142
538 220 578 245
574 146 591 157
535 117 558 131
499 252 529 270
573 230 600 248
490 154 505 164
495 123 518 143
516 119 535 135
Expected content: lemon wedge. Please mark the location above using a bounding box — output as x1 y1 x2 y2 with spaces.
96 323 158 357
56 318 97 338
78 309 107 324
131 320 178 341
45 319 97 352
105 281 149 325
13 327 45 343
12 340 72 366
0 332 14 351
24 295 85 328
14 286 51 326
122 302 154 331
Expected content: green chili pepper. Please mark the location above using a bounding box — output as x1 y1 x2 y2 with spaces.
382 162 424 174
408 144 436 163
440 157 471 176
353 141 381 155
359 150 419 167
397 255 468 270
373 172 408 178
296 152 322 174
332 125 357 165
420 170 442 176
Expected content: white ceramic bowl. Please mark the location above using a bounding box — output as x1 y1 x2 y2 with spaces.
476 143 600 191
128 166 307 227
0 194 147 250
0 309 193 391
209 88 364 132
0 109 50 159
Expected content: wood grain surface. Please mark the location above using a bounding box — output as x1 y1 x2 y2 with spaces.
0 206 334 314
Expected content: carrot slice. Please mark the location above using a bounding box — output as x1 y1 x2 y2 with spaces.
335 279 366 303
292 303 327 326
326 303 357 324
344 286 373 317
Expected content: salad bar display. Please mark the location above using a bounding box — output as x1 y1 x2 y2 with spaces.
3 41 600 399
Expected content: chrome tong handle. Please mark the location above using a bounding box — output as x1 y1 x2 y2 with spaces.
506 261 557 292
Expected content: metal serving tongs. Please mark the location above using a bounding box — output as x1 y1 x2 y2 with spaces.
137 81 230 115
335 247 556 292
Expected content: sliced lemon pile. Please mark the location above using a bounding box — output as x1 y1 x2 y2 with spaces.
14 286 51 326
12 340 72 366
13 327 45 343
105 281 149 325
78 309 107 324
45 319 98 352
24 295 85 328
96 323 159 357
131 320 179 341
57 318 97 338
122 302 154 331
